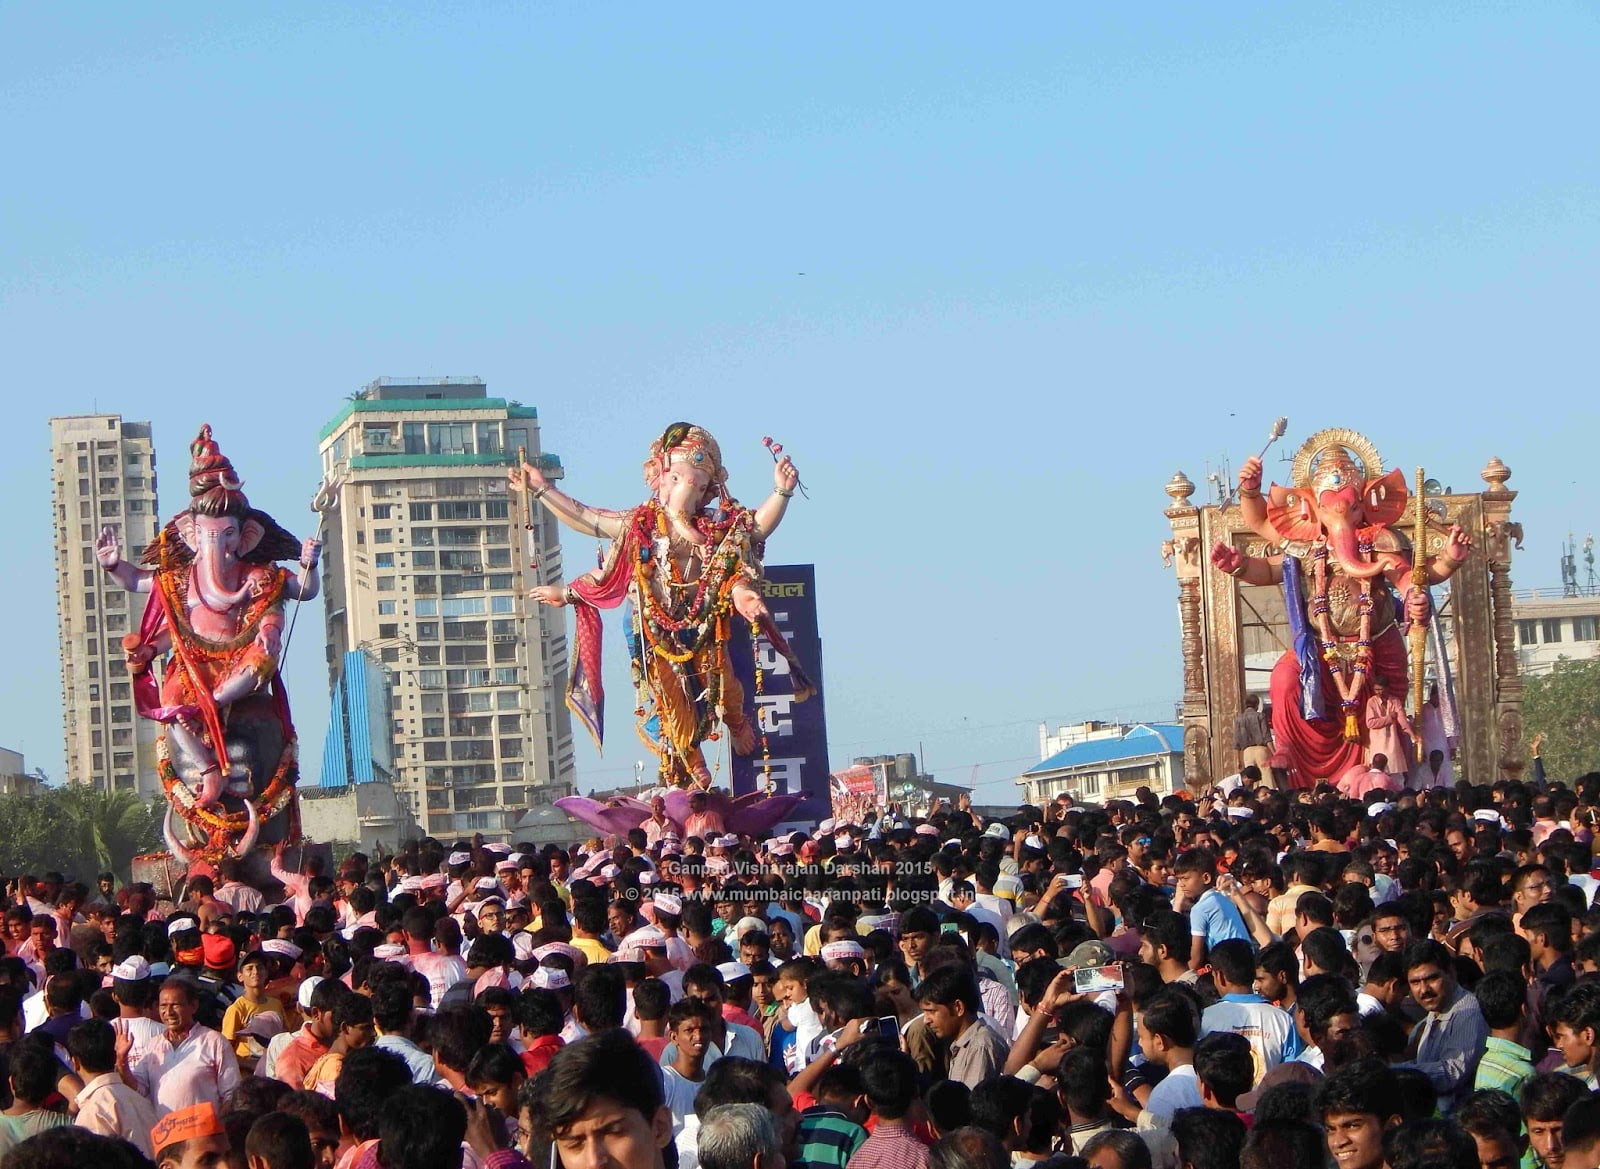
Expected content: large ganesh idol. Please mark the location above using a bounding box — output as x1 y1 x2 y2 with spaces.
1209 429 1472 787
98 425 320 862
511 423 815 838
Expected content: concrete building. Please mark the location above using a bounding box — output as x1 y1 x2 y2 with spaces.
298 782 421 856
317 378 576 840
1515 587 1600 675
1019 722 1184 806
0 748 42 797
50 415 163 796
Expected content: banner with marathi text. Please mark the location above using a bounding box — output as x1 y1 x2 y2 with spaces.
729 564 830 822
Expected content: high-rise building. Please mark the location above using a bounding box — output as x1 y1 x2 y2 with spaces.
50 415 163 796
317 378 576 838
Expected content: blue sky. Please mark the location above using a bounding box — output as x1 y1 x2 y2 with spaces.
2 4 1596 801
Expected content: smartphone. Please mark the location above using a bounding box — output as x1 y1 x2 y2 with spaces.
1073 964 1125 995
864 1016 900 1039
1063 874 1084 890
940 922 961 936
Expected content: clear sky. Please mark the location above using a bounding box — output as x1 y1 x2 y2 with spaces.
3 4 1596 802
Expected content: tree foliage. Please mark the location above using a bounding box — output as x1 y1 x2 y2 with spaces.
1524 657 1600 782
0 787 162 882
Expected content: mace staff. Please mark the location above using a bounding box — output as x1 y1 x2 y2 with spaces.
1409 466 1429 763
282 471 342 666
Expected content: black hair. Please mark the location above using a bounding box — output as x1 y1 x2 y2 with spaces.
246 1112 314 1169
1564 1094 1600 1161
859 1049 920 1120
915 965 981 1015
8 1038 59 1104
1477 932 1531 976
1055 1046 1111 1117
334 1046 413 1141
521 987 566 1036
1401 939 1454 977
333 991 373 1032
1255 941 1300 991
1521 1070 1594 1122
1316 1056 1400 1121
1382 1118 1477 1169
1206 939 1256 989
530 1030 665 1138
1170 1107 1246 1169
1241 1119 1326 1169
431 1004 493 1073
1139 988 1198 1049
466 1043 526 1088
378 1085 469 1169
65 1018 116 1074
574 964 626 1031
234 1076 293 1117
1193 1032 1254 1108
924 1080 973 1133
370 981 413 1034
691 1057 786 1119
1522 903 1575 954
1056 1000 1114 1052
0 1128 153 1169
1455 1089 1522 1142
1140 910 1192 964
1474 970 1527 1030
1296 974 1358 1043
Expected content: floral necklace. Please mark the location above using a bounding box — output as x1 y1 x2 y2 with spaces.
1308 538 1374 741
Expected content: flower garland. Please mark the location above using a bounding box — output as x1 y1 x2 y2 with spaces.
1308 540 1375 740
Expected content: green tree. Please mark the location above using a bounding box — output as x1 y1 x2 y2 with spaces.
1524 657 1600 781
0 786 161 882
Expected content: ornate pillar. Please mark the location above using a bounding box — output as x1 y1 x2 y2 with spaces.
1480 456 1525 778
1163 472 1211 788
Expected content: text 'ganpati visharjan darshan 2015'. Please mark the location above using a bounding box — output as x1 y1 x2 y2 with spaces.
96 425 322 864
510 422 821 840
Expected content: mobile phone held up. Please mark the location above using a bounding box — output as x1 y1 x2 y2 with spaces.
863 1016 900 1039
1073 964 1125 995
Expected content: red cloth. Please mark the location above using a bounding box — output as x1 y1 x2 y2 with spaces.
519 1034 564 1077
1268 625 1407 788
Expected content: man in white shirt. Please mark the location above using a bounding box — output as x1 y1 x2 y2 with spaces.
124 979 240 1115
1199 940 1301 1086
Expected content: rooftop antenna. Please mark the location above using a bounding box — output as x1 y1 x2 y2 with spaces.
1562 532 1580 598
1586 534 1597 593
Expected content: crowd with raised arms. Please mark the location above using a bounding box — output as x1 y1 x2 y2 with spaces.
5 765 1600 1169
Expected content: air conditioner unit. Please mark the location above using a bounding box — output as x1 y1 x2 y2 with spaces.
493 635 516 643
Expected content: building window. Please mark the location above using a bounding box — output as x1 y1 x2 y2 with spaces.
1544 618 1564 644
418 670 444 689
376 576 395 591
486 548 512 568
490 595 515 614
381 647 400 663
416 621 439 639
377 600 397 615
438 501 482 521
1518 619 1539 646
409 503 433 522
363 425 394 451
428 424 473 455
497 690 520 709
404 423 426 454
476 422 503 454
416 600 438 617
375 553 394 568
379 623 399 640
413 551 436 567
100 499 120 516
372 504 393 520
488 573 513 591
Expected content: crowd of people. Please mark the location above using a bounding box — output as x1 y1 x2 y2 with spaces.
1 767 1599 1169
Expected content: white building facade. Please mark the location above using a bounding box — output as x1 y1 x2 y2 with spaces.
318 378 576 839
50 415 163 796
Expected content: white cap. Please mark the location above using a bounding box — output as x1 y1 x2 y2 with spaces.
915 824 940 837
373 943 407 960
819 819 836 833
982 823 1010 840
474 877 500 892
508 853 525 867
447 851 471 867
653 893 683 915
639 871 656 887
622 926 667 951
1473 809 1504 826
599 864 619 880
166 916 198 937
110 956 151 982
533 967 571 990
494 858 517 872
1024 834 1046 849
261 939 302 961
716 961 752 983
771 841 794 856
297 975 325 1011
821 940 866 962
1225 807 1254 820
484 842 512 855
1368 801 1396 817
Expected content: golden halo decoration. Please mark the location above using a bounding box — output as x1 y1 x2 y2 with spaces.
1290 428 1385 488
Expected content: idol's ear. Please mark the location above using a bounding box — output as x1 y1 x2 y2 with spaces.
175 513 198 552
1362 468 1410 529
240 517 266 556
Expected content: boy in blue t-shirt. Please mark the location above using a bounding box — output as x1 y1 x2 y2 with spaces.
1174 847 1251 971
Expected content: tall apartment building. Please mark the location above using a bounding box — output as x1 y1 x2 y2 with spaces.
50 415 163 796
318 378 576 838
